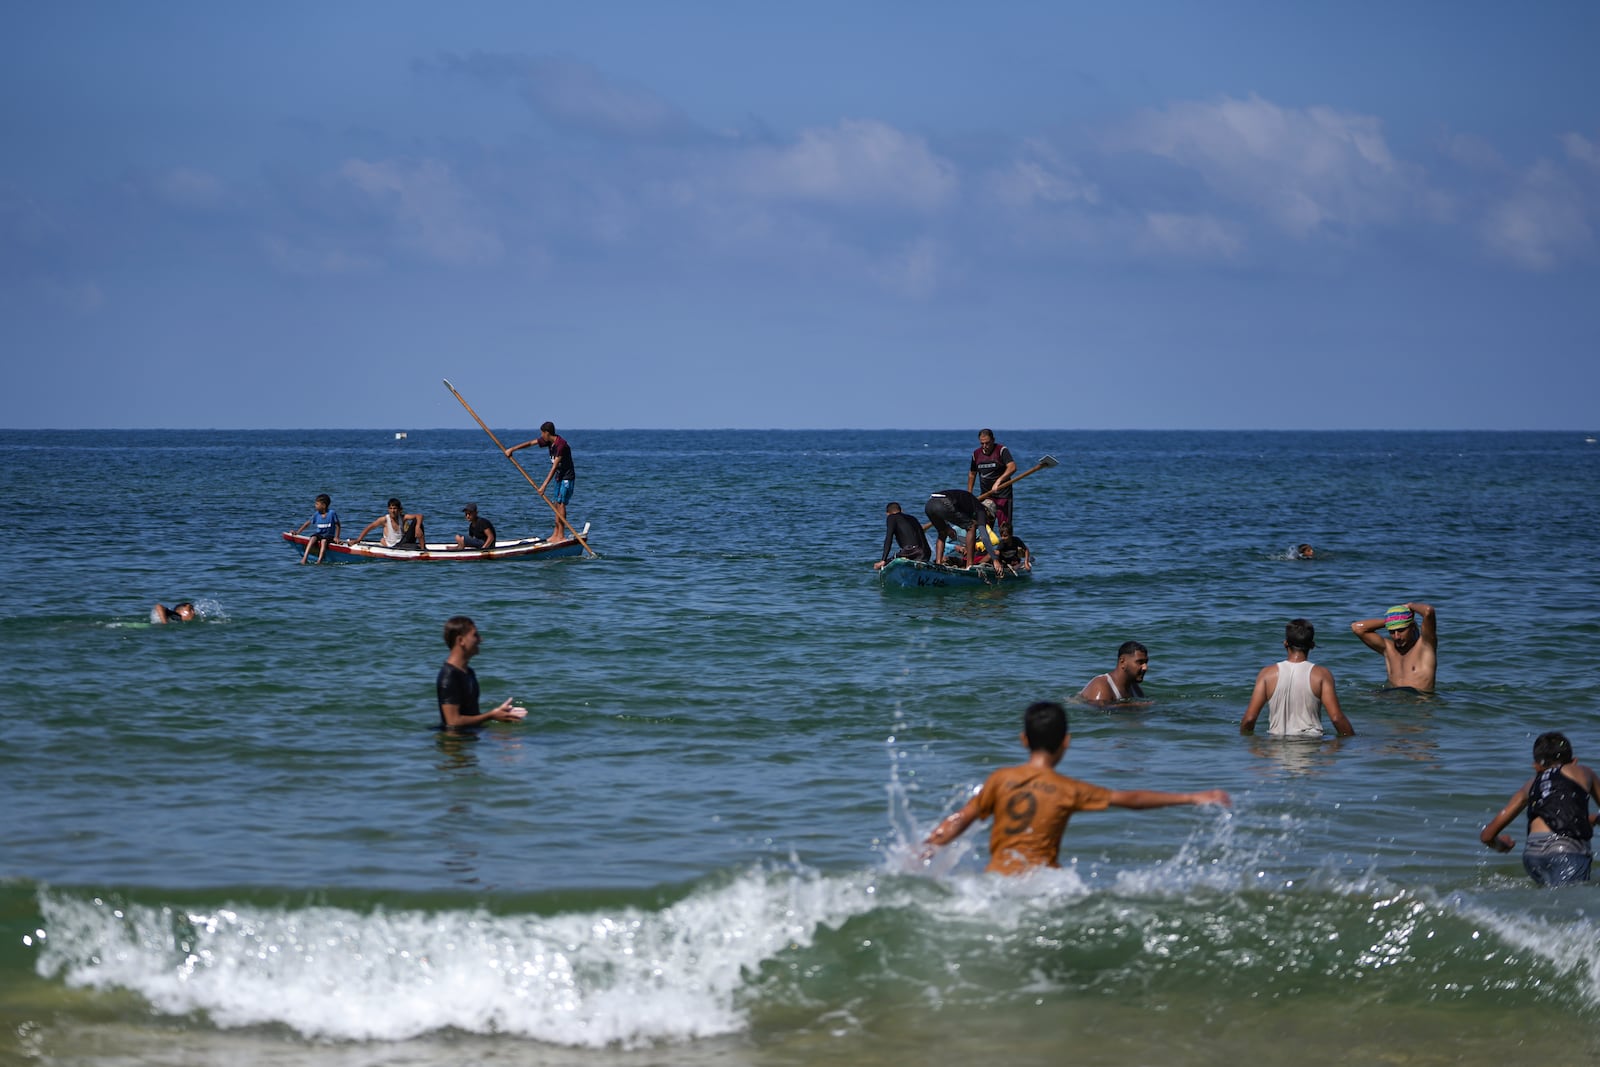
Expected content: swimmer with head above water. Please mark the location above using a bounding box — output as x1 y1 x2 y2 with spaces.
151 602 197 624
1350 602 1437 692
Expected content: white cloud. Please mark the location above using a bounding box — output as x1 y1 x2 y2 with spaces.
156 167 226 211
1117 94 1419 237
1138 212 1242 260
984 139 1099 210
1564 132 1600 173
731 119 957 211
338 158 502 267
869 237 947 299
1481 159 1593 270
436 52 698 142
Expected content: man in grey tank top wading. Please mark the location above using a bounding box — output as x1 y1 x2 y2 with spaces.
1239 619 1355 737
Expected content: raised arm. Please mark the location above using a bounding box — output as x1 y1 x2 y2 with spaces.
1108 788 1231 809
1410 602 1437 645
1480 779 1532 852
1350 615 1389 652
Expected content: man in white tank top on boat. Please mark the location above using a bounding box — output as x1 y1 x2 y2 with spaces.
1079 641 1150 707
1239 619 1355 737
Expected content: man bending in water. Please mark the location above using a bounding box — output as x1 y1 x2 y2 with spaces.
1350 602 1437 691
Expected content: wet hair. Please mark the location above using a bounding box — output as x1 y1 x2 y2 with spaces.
388 498 402 509
886 502 902 514
1285 618 1316 652
540 421 556 434
979 428 994 439
443 615 476 649
1117 640 1147 660
1533 732 1574 767
315 493 331 507
1023 701 1069 752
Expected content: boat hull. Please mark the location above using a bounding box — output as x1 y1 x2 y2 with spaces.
877 557 1031 588
282 525 588 562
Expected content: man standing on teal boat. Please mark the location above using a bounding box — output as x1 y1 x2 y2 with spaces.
968 428 1017 527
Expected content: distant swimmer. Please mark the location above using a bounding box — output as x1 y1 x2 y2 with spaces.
292 493 340 564
1480 731 1600 887
1294 543 1315 560
505 421 575 542
920 701 1229 875
874 502 930 570
968 429 1018 527
1239 619 1354 737
453 503 496 550
151 602 196 624
355 498 426 549
1080 641 1149 707
1350 602 1437 691
436 615 528 730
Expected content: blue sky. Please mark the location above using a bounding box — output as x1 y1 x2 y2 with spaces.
3 2 1596 429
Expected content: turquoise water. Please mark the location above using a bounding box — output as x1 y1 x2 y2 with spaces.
3 428 1600 1064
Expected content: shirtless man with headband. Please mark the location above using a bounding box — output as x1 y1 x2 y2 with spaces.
1350 602 1437 692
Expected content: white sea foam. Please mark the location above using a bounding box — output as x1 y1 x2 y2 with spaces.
36 869 882 1048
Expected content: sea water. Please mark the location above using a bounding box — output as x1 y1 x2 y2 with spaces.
2 428 1599 1065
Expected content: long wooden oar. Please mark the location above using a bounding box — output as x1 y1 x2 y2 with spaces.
442 379 596 558
920 454 1059 531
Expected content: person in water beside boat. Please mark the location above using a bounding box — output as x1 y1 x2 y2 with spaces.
1480 731 1600 887
1350 602 1437 691
505 421 575 542
292 493 340 564
452 503 496 550
920 701 1230 874
436 615 528 730
354 498 426 549
151 602 196 623
874 502 931 570
924 489 991 566
968 428 1018 528
1239 619 1354 737
1080 641 1150 706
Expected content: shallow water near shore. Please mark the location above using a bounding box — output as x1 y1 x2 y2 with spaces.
3 428 1599 1064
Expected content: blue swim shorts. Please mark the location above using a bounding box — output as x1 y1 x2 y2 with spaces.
548 479 575 505
1522 832 1592 887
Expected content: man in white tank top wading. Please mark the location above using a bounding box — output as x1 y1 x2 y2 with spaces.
1239 619 1355 737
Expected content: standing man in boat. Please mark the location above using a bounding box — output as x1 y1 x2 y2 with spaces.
506 421 576 543
874 501 931 570
968 429 1018 528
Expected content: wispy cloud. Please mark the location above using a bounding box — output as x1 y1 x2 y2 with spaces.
729 118 958 211
429 51 702 142
1481 158 1593 270
1138 212 1242 260
1115 94 1420 237
983 139 1100 210
338 158 503 267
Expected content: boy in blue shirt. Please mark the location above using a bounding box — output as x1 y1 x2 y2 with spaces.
293 493 340 563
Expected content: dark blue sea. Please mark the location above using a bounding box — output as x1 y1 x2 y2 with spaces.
3 428 1599 1065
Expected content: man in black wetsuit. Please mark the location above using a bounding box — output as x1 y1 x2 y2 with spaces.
436 615 528 730
874 502 931 570
924 488 988 567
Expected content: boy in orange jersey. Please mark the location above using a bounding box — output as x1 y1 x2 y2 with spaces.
922 701 1230 874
